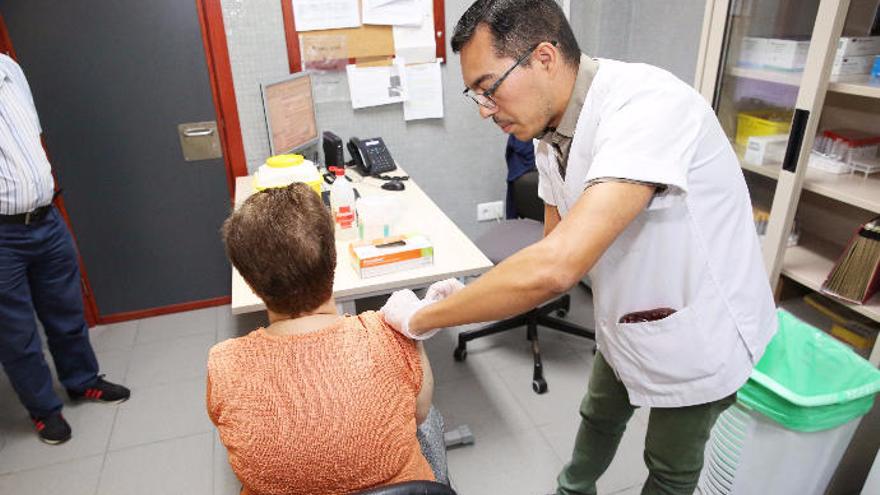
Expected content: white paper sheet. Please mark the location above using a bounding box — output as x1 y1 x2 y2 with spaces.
403 61 443 121
362 0 423 27
346 59 408 109
392 0 436 64
292 0 360 32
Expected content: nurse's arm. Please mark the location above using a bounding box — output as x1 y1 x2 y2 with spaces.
544 204 561 237
408 181 655 335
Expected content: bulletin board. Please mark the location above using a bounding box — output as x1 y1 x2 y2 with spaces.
281 0 446 73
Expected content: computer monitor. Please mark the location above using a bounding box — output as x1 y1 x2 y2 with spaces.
260 72 320 156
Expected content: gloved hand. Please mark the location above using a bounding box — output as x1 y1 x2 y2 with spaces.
381 290 438 340
424 278 466 303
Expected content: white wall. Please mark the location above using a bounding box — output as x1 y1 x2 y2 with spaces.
219 0 707 239
570 0 706 84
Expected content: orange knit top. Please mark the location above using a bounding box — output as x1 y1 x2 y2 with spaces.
206 311 434 495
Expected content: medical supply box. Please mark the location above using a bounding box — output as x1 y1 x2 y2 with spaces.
736 109 793 146
349 234 433 279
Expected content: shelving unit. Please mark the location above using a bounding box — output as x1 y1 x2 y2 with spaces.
698 0 880 368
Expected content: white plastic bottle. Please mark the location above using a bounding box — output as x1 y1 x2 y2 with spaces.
329 167 357 242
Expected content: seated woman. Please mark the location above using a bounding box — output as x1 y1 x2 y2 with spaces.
208 183 444 495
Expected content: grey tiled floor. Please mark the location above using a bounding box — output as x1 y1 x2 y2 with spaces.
0 289 648 495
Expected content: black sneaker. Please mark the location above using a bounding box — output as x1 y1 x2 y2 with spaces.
68 375 130 404
31 411 71 445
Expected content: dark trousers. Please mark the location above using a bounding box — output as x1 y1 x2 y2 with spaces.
557 352 736 495
0 208 99 417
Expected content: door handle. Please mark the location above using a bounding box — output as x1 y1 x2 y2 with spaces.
183 127 215 137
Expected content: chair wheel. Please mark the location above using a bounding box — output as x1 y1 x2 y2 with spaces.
453 346 467 362
555 309 568 318
532 378 548 394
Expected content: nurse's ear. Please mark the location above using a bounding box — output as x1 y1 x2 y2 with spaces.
532 41 561 76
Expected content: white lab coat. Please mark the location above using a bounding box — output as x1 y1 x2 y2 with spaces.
535 59 777 407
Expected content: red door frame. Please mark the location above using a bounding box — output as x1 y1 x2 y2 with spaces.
0 2 247 325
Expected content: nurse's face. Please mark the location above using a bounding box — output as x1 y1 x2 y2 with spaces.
460 26 556 141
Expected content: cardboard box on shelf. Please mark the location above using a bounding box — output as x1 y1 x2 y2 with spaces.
738 37 810 71
744 134 789 166
832 55 877 76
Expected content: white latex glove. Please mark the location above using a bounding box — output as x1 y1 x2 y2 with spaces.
424 278 466 303
381 289 442 341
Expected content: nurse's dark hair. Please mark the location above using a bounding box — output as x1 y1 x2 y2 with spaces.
451 0 580 67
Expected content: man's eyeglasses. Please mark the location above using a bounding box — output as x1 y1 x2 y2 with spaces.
463 41 557 110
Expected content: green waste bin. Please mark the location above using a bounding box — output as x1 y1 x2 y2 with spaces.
698 309 880 494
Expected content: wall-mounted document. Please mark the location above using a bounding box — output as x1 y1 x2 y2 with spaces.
363 0 423 27
392 0 436 64
347 59 408 109
292 0 360 32
403 61 443 121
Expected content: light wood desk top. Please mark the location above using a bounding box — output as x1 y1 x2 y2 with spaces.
230 170 493 315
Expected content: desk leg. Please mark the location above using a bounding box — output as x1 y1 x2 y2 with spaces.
336 300 357 315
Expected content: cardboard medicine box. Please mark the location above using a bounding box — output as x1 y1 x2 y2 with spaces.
349 234 433 279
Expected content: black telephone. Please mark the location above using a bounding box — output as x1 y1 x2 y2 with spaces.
347 137 397 176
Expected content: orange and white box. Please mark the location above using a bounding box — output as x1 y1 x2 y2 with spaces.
349 234 434 279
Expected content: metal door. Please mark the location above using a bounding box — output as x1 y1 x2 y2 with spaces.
2 1 232 315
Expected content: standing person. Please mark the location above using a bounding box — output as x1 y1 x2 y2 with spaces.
381 1 777 494
0 53 129 445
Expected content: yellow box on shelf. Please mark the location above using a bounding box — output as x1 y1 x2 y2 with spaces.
736 110 793 147
349 233 433 279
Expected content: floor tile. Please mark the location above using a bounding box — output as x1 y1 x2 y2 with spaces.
94 348 134 385
0 401 117 474
89 320 139 353
136 307 217 344
538 407 649 495
447 426 562 495
213 432 242 495
0 455 103 495
611 484 644 495
98 432 212 495
432 367 535 438
109 378 213 450
498 350 593 428
423 325 496 384
215 305 267 343
125 333 214 388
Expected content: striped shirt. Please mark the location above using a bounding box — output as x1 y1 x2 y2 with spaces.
0 54 54 215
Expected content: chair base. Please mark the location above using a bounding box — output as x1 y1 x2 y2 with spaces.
453 293 595 395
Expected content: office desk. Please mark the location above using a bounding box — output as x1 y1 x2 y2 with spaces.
230 171 492 315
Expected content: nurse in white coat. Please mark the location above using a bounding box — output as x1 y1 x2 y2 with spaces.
382 1 777 494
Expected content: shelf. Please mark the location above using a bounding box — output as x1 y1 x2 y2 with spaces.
735 147 880 214
783 241 880 365
828 75 880 99
728 66 802 86
728 68 880 99
782 242 880 324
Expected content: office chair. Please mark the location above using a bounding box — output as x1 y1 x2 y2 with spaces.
453 170 595 394
352 481 457 495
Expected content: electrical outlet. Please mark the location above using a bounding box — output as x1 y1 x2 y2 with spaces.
477 201 504 222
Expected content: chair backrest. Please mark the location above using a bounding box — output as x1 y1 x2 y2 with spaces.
351 480 457 495
511 170 543 222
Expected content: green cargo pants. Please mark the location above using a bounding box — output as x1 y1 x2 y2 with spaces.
556 352 736 495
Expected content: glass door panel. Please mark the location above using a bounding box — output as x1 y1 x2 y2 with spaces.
714 0 823 247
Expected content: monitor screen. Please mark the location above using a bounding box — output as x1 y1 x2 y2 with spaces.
261 72 319 156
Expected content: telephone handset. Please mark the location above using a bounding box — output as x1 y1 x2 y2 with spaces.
347 137 397 176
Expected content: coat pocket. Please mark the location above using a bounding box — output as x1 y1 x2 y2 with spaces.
614 305 724 386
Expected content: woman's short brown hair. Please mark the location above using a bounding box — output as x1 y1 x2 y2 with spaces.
222 183 336 316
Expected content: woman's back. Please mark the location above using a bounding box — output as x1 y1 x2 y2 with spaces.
207 311 434 495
